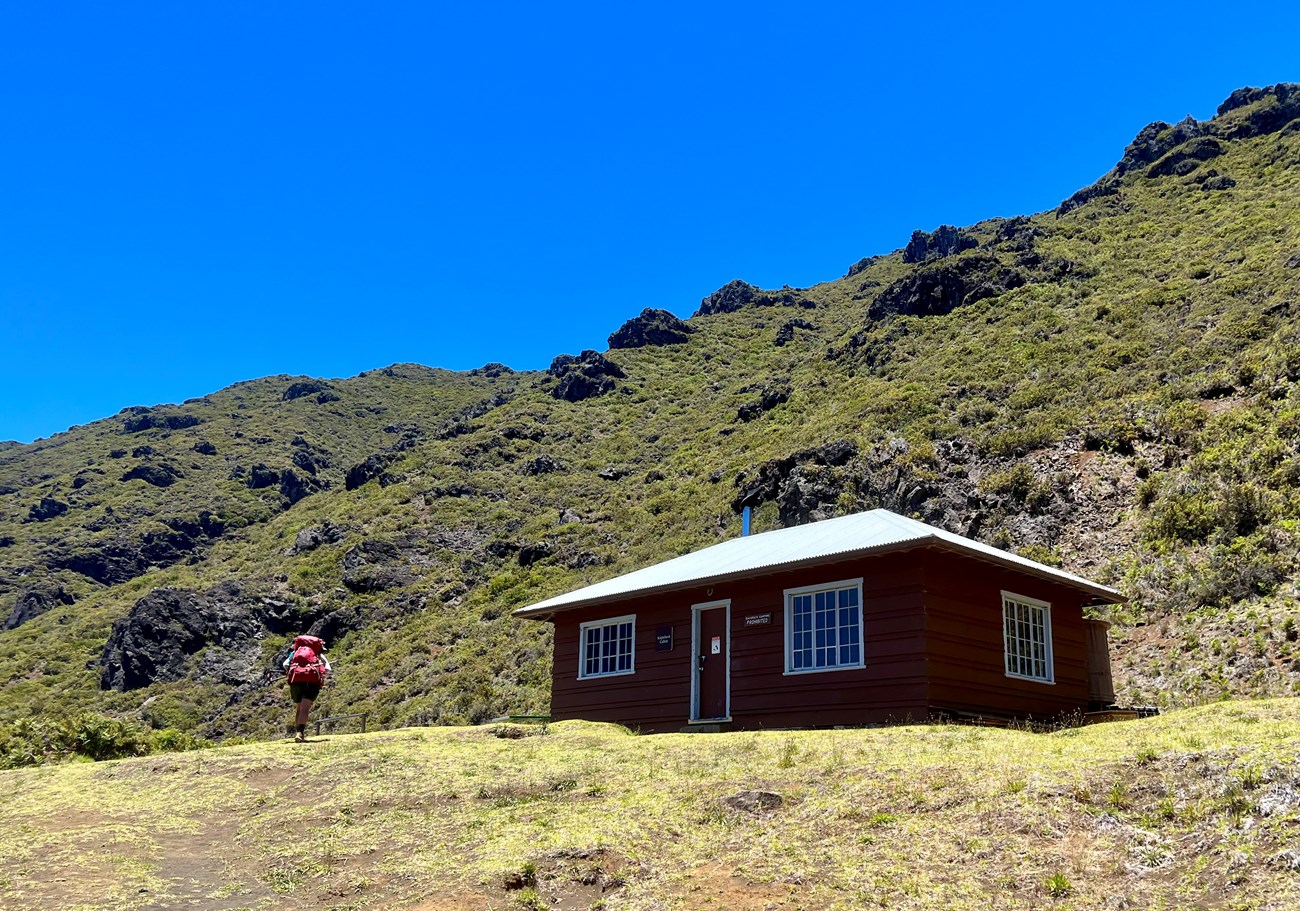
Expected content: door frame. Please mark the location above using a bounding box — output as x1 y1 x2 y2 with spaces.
690 599 732 722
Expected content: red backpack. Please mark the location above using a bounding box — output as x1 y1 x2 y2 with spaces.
286 635 326 685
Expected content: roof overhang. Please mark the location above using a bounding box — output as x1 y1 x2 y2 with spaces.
514 533 1124 622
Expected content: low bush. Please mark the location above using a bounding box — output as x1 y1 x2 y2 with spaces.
0 711 208 769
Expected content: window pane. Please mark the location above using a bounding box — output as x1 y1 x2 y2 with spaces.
788 584 863 671
583 619 635 676
1003 597 1049 681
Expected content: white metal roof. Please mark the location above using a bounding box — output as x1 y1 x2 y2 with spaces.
514 508 1122 619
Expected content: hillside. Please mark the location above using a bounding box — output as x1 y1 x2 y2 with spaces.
3 701 1300 910
1 84 1299 739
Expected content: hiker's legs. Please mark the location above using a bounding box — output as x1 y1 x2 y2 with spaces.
295 697 313 727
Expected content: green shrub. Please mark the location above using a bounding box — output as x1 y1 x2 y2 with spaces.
0 712 208 769
1044 872 1073 897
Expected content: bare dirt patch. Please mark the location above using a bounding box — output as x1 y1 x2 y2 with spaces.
136 819 277 911
675 862 800 910
498 847 635 911
402 894 495 911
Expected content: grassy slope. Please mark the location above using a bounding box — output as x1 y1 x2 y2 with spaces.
4 700 1300 911
0 89 1298 737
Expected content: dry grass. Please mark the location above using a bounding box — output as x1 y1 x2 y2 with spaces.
3 699 1300 910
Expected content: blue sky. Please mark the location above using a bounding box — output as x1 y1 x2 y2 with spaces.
2 2 1298 443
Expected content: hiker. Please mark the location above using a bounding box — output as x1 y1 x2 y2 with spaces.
284 634 331 742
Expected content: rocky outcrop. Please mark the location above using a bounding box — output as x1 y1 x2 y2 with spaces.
990 216 1041 250
694 280 816 317
345 453 398 490
282 380 332 401
470 362 514 377
1057 178 1121 217
723 791 783 813
121 409 202 433
290 521 347 554
51 513 225 585
1202 175 1237 191
101 586 248 689
845 255 881 278
736 382 791 422
501 424 546 442
24 497 68 522
868 255 1026 320
731 431 1130 564
278 469 325 505
518 541 553 567
523 454 564 475
99 588 209 688
838 321 911 370
1213 83 1300 139
160 512 226 542
1059 84 1300 217
427 482 486 499
696 279 758 315
341 539 416 592
290 438 333 475
608 308 694 349
52 541 149 585
548 351 626 402
246 464 280 490
1117 116 1206 176
434 392 513 440
192 440 218 455
1147 137 1223 177
3 587 75 630
121 463 183 487
774 319 816 347
240 443 333 503
99 583 308 691
733 440 857 524
903 225 978 263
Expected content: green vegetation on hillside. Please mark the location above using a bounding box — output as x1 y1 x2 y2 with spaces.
0 85 1298 738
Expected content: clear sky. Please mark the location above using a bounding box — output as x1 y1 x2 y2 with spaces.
2 2 1298 443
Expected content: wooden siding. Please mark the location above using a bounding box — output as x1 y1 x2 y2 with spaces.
549 551 931 732
921 548 1091 719
546 544 1107 730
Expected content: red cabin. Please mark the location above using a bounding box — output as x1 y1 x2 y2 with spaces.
515 509 1122 732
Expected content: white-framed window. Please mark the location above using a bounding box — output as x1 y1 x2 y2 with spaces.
784 578 865 674
1002 591 1054 683
578 615 635 679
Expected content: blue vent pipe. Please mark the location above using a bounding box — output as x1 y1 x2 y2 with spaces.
742 506 751 536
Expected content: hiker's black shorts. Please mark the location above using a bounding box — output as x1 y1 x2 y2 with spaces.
289 682 321 703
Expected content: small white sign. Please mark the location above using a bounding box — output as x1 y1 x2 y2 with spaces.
711 637 721 655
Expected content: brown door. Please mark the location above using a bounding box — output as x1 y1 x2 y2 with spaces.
695 603 729 721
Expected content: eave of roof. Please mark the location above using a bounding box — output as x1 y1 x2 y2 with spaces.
513 509 1123 621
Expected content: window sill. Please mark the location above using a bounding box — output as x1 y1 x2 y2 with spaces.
577 669 636 681
1004 672 1055 685
783 664 866 676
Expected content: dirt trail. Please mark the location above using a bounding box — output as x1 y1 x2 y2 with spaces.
135 819 277 911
